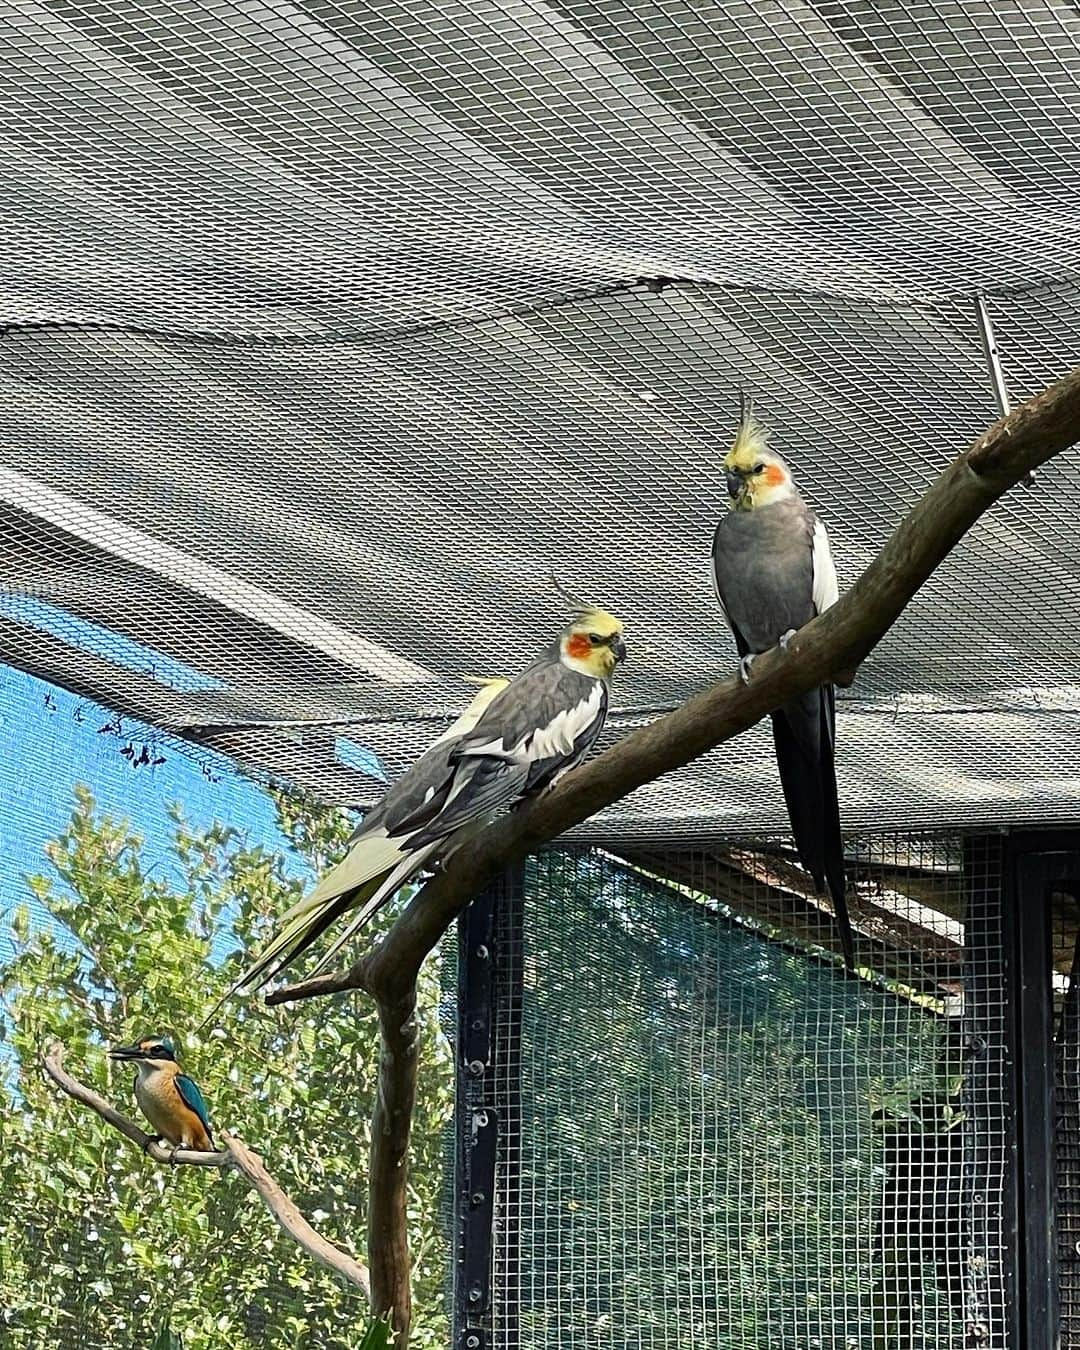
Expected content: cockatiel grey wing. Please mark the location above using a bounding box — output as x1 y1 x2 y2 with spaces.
712 499 818 653
211 599 625 1010
453 650 608 783
298 655 613 979
208 677 512 1007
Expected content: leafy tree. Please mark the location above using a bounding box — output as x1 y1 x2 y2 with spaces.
0 785 454 1348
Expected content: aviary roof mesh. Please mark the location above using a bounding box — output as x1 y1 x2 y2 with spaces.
2 0 1080 841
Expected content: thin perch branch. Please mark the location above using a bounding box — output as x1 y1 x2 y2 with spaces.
265 365 1080 1348
43 1042 371 1299
224 1134 371 1294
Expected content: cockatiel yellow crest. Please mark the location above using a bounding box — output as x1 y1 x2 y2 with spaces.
723 392 799 512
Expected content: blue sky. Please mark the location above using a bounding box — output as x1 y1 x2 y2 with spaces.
0 595 381 963
0 663 310 962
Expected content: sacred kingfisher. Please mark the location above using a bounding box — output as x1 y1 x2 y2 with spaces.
108 1035 215 1157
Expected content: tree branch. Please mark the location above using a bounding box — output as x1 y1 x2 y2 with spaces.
223 1134 371 1295
368 993 419 1340
43 1042 371 1299
264 364 1080 1348
271 364 1080 1012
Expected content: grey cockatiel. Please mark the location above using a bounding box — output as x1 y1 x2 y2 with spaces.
711 396 855 969
221 605 627 1000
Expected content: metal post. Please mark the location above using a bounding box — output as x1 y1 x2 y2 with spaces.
454 865 525 1350
1004 837 1080 1349
974 293 1011 420
1005 847 1059 1349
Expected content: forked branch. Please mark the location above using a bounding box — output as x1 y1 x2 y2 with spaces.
273 364 1080 1011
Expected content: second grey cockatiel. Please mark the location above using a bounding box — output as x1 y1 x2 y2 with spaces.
711 397 855 969
221 605 627 1000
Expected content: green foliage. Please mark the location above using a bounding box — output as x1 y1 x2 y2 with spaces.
0 784 453 1348
515 851 964 1348
359 1317 393 1349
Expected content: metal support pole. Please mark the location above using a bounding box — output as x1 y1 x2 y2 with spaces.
1002 834 1080 1349
454 865 524 1350
974 292 1033 487
975 293 1011 420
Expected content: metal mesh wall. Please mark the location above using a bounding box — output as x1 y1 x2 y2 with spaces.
477 838 1010 1349
1056 883 1080 1348
5 2 1080 1344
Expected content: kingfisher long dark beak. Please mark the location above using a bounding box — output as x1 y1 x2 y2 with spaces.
108 1043 142 1060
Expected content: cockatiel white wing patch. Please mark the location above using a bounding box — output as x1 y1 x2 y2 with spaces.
456 678 604 767
517 682 604 764
811 518 839 615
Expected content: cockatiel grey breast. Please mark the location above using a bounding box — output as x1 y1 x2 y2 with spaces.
710 396 854 969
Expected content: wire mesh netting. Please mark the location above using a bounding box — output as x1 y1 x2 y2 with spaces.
1055 881 1080 1348
480 839 1010 1349
2 0 1080 838
3 0 1080 1346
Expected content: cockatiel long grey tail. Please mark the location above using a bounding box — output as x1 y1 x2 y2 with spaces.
195 676 508 1026
710 396 855 969
226 607 626 998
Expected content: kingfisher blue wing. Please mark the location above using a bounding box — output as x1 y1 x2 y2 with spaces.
175 1074 214 1146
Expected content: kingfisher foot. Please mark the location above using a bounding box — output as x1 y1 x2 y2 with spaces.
168 1147 180 1166
778 629 798 652
738 653 757 685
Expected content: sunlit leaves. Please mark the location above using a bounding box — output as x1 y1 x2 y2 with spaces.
1 787 453 1348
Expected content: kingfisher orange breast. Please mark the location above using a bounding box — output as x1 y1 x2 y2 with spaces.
134 1066 213 1150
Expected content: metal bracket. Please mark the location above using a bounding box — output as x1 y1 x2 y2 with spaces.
455 879 509 1338
460 886 497 1074
461 1107 498 1319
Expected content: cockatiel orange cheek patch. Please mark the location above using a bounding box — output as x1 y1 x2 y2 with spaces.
765 464 787 487
566 634 592 659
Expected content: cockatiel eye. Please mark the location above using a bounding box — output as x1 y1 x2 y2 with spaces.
753 463 766 475
587 633 603 645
